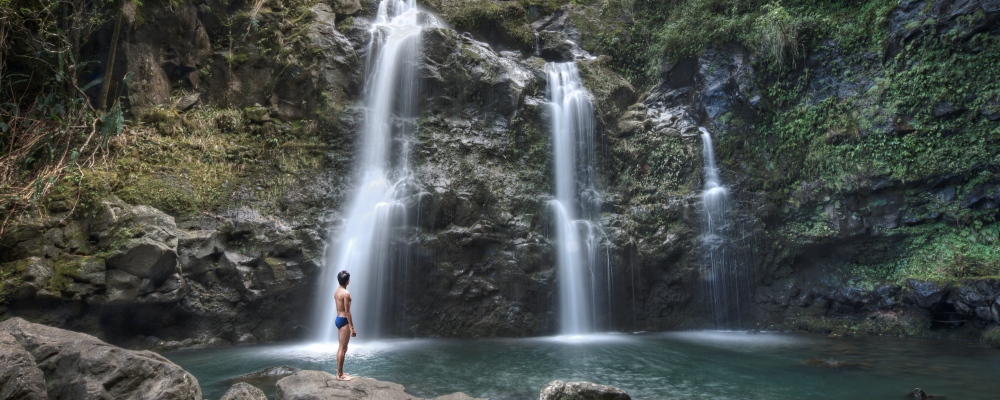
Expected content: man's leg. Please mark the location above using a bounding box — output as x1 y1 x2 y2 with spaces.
336 325 353 380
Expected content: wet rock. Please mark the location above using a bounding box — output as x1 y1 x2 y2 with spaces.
538 380 631 400
0 331 47 400
220 382 267 400
0 317 201 400
537 30 574 62
693 45 758 126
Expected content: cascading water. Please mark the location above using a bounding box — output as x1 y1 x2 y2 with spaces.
315 0 428 342
545 62 606 335
699 127 751 328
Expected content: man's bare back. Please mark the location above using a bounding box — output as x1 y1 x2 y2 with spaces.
335 286 351 316
334 270 356 381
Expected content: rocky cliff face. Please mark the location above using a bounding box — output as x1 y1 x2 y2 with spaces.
2 0 998 345
646 0 1000 337
1 0 703 344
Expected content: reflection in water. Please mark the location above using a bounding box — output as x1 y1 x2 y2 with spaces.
167 332 1000 400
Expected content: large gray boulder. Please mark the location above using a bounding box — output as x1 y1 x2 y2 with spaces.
0 317 201 400
105 236 178 282
538 380 631 400
275 371 411 400
220 382 268 400
274 370 483 400
103 204 180 285
0 331 47 400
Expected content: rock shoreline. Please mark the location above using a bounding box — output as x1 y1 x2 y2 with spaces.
0 317 630 400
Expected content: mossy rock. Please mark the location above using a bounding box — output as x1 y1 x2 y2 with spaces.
426 0 535 52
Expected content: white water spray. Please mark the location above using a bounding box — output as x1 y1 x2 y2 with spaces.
315 0 429 341
546 62 605 335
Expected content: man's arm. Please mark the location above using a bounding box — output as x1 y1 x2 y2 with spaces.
345 293 357 337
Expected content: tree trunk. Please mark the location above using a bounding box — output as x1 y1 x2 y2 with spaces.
98 1 124 112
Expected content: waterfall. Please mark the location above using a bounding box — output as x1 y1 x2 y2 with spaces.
315 0 427 341
545 62 605 335
699 127 751 328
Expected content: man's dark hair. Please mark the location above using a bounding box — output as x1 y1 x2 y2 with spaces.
337 270 350 286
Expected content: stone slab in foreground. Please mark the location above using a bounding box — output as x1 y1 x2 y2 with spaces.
275 370 484 400
0 317 201 400
539 380 631 400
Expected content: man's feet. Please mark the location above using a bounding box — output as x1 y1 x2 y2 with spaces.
336 374 354 381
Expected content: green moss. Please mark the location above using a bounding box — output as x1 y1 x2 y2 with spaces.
789 311 930 338
48 258 81 293
73 107 328 218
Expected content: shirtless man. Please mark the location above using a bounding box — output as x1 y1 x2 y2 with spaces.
334 270 357 381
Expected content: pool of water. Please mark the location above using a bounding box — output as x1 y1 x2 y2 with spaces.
165 331 1000 399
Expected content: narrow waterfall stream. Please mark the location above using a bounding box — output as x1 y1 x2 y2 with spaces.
545 62 605 335
699 127 752 328
314 0 428 341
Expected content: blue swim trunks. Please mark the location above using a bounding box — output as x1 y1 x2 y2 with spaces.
335 316 349 329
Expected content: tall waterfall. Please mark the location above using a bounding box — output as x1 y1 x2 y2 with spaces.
315 0 426 341
699 127 751 328
545 62 605 335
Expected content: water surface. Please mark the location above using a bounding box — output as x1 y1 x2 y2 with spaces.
166 331 1000 399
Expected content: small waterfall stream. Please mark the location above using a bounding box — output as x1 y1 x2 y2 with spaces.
315 0 428 341
699 127 752 328
545 62 605 335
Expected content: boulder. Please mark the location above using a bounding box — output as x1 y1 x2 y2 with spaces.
538 380 631 400
0 317 201 400
105 237 177 284
220 382 267 400
906 279 952 309
128 205 180 247
0 331 47 400
174 92 201 112
275 371 411 400
274 370 484 400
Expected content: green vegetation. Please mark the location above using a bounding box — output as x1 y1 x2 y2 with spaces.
1 0 131 235
564 0 899 90
109 107 326 216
